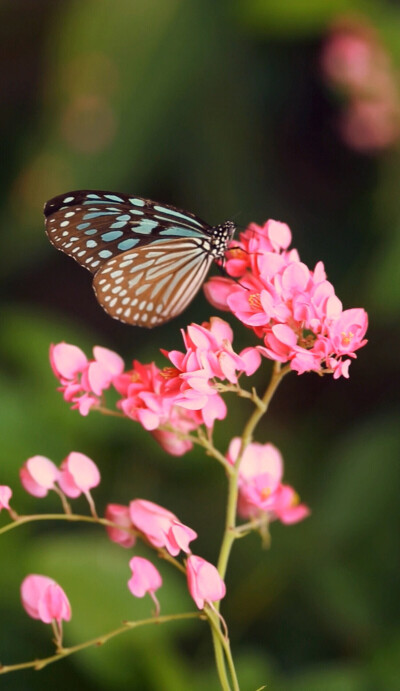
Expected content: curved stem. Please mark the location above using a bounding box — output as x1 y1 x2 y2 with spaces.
0 612 202 675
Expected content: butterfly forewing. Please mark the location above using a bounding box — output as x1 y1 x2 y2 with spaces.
44 190 235 327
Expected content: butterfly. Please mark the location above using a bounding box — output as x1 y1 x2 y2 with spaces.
44 190 236 327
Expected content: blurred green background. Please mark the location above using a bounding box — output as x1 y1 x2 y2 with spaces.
0 1 399 689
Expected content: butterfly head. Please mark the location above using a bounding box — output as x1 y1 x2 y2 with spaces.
209 221 236 259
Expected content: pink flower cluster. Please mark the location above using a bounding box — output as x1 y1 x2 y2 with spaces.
205 220 368 378
321 18 400 151
106 499 225 611
50 320 261 456
227 438 309 524
50 343 124 415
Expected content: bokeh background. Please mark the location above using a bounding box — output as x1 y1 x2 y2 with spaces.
1 1 399 689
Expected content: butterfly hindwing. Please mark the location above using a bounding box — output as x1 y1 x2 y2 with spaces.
92 238 213 326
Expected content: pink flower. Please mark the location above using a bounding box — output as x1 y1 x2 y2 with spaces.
0 485 12 512
58 452 100 498
20 456 59 498
327 308 368 356
21 574 71 623
227 438 309 524
162 317 261 427
105 504 136 548
50 342 124 415
128 557 162 614
205 220 368 379
270 485 311 524
186 555 226 610
129 499 197 557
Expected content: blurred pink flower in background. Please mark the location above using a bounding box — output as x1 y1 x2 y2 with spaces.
320 17 400 151
105 503 136 548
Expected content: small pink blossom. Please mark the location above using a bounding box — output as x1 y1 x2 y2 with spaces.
186 555 226 610
128 556 162 614
20 456 59 498
105 503 136 548
227 438 309 524
129 499 197 557
58 452 100 498
21 574 71 623
0 485 12 511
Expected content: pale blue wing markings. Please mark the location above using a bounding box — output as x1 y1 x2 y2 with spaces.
110 221 128 229
99 249 113 259
86 193 101 199
83 200 120 205
63 196 75 203
117 238 139 251
104 194 124 202
129 209 144 216
153 214 206 231
77 222 91 230
117 214 131 222
84 229 98 235
130 219 158 235
129 198 145 207
101 230 124 242
158 226 204 238
153 205 204 228
84 211 119 220
86 240 98 248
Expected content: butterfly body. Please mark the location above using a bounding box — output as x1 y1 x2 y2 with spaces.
44 190 235 327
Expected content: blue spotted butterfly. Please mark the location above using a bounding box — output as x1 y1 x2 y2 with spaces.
44 191 236 327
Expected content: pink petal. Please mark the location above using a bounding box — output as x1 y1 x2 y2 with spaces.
50 343 88 379
59 452 100 495
186 555 226 610
0 485 12 510
93 346 125 375
20 456 59 497
128 557 162 598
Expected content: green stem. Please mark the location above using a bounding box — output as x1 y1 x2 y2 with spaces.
210 624 232 691
217 362 290 581
0 612 202 674
207 610 240 691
